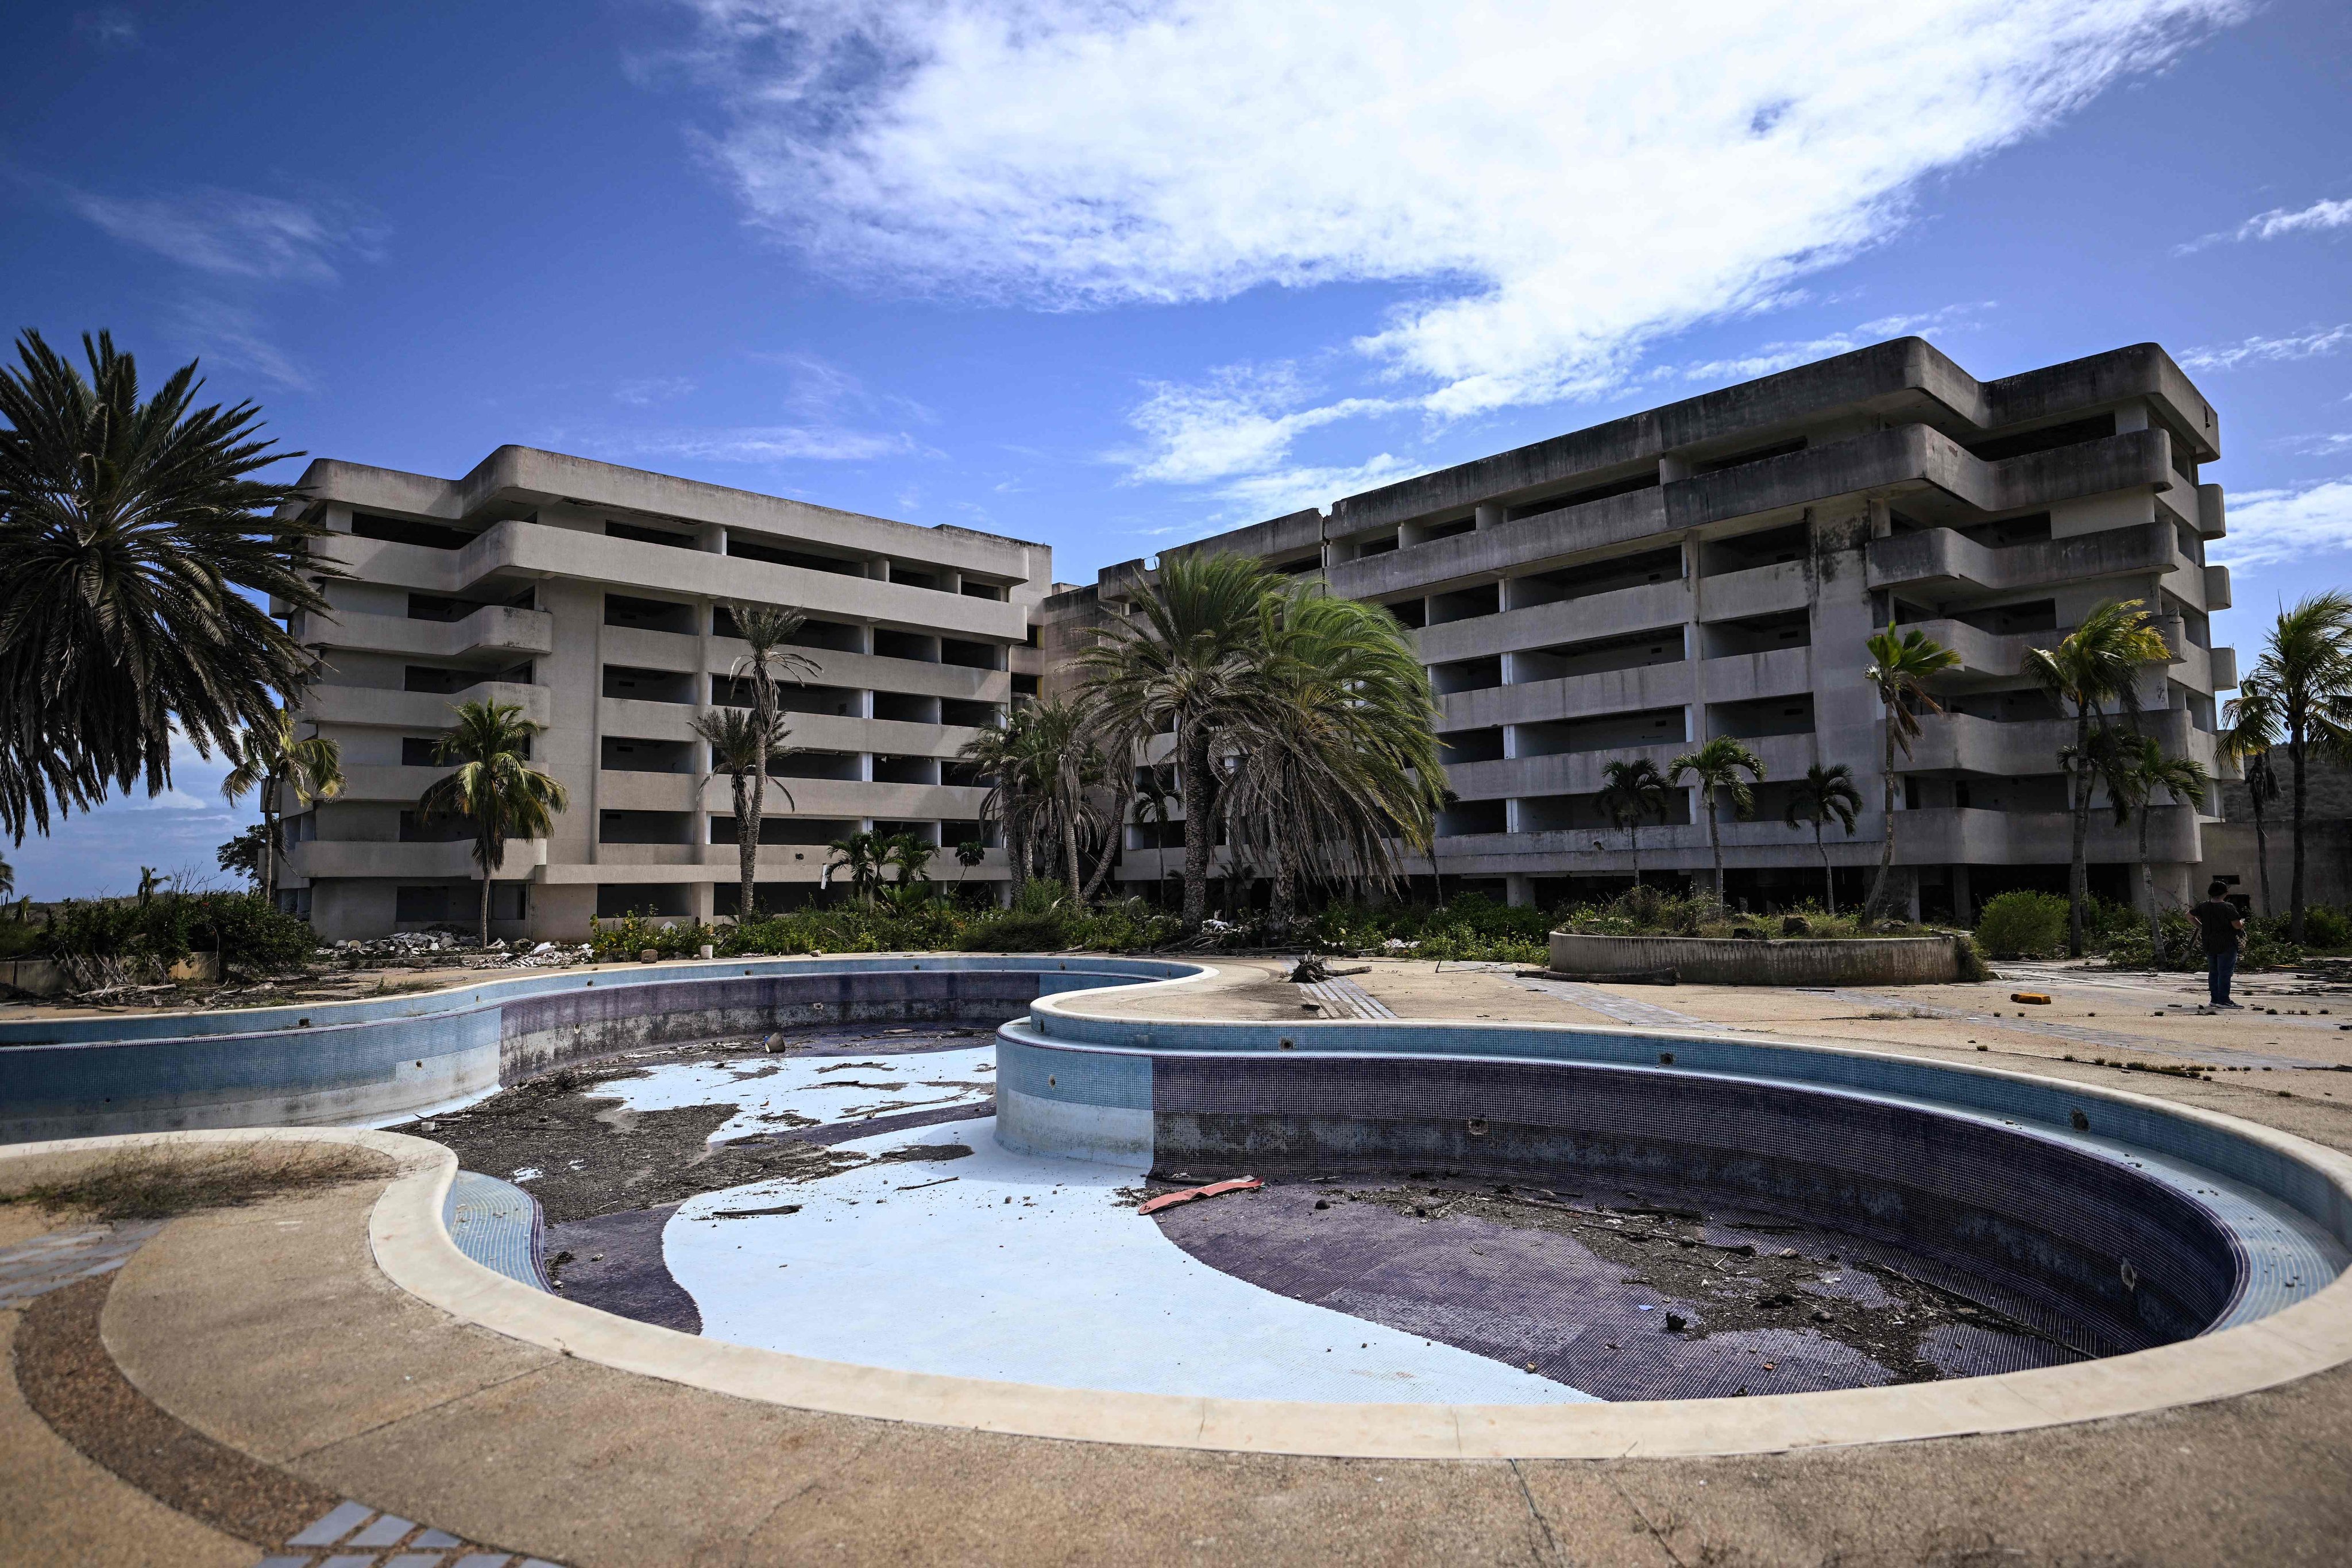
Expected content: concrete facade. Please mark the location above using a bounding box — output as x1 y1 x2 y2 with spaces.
1046 338 2237 918
275 447 1053 941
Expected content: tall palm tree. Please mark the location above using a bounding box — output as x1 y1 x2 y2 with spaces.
1861 627 1961 927
690 705 795 921
1075 551 1284 930
1783 762 1862 914
2221 677 2283 915
1597 757 1671 888
0 329 337 841
417 699 569 948
958 700 1107 902
2247 592 2352 941
1667 736 1766 906
712 601 819 916
220 710 344 907
824 829 889 906
2022 600 2171 955
883 832 937 887
1221 586 1445 934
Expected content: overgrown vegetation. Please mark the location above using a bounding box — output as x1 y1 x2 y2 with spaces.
23 888 318 990
3 1142 385 1221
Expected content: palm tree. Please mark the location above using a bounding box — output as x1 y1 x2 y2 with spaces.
2247 592 2352 942
824 829 889 906
2117 733 2208 956
712 601 820 916
0 329 337 841
2221 677 2283 915
1861 627 1962 926
1221 586 1445 935
1783 762 1862 914
1075 552 1284 930
220 709 344 907
416 699 568 948
1597 757 1671 887
690 705 795 922
2023 600 2172 955
883 831 937 887
1667 736 1766 906
0 852 12 901
953 837 987 894
959 706 1045 899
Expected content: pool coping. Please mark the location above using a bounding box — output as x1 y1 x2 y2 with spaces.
9 957 2352 1459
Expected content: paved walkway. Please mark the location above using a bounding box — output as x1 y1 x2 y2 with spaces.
8 960 2352 1563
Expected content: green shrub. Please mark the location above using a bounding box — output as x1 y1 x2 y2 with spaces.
1973 890 2069 958
35 890 317 987
2301 905 2352 950
965 910 1072 951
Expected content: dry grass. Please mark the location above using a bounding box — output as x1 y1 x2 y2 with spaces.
2 1142 389 1222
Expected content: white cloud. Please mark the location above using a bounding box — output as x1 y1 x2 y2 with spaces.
2212 477 2352 573
130 787 221 812
562 352 928 463
1122 364 1399 485
2176 195 2352 254
601 424 918 462
669 0 2237 434
65 184 386 283
1207 454 1428 523
2281 432 2352 458
2179 324 2351 372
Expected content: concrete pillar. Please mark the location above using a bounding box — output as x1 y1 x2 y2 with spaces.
1906 872 1922 924
1951 863 1973 926
689 880 716 925
1659 454 1693 483
1474 503 1507 531
1506 873 1534 908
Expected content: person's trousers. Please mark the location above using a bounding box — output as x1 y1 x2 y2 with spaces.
2209 947 2237 1006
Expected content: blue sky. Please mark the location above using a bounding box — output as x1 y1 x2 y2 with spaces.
5 0 2350 899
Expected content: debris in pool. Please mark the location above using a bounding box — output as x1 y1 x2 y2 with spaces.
1636 1304 1654 1311
511 1167 543 1181
897 1176 959 1191
1664 1313 1687 1332
1138 1177 1263 1215
708 1203 802 1219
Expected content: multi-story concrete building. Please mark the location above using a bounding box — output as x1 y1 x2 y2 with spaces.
276 447 1052 942
1046 338 2237 920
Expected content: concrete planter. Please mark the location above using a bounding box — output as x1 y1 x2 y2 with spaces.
1547 930 1961 986
0 957 64 997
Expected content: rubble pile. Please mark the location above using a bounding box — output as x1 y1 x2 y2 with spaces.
330 932 592 970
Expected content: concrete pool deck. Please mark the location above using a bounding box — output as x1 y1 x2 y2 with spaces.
7 959 2352 1563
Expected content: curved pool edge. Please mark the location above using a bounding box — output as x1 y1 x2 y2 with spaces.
6 1121 2352 1458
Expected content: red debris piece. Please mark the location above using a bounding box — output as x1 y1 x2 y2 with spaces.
1138 1177 1262 1216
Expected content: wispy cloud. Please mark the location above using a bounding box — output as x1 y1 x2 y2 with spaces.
72 7 140 48
64 184 386 283
563 352 927 464
1670 304 1994 384
1121 364 1400 486
2176 195 2352 254
666 0 2238 434
2178 324 2352 372
614 375 698 405
2279 432 2352 458
2212 476 2352 573
168 299 314 391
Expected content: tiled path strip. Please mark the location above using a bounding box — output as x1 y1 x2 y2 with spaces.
0 1219 161 1308
1509 975 1703 1028
14 1262 562 1568
1299 975 1400 1019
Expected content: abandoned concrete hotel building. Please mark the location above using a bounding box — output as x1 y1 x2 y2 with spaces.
276 448 1054 942
1045 337 2238 922
276 338 2235 939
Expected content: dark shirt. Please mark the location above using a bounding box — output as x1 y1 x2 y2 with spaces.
2191 899 2244 955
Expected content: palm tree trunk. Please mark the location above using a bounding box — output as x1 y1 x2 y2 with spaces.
1707 786 1726 906
261 804 278 907
2253 794 2273 915
1080 781 1133 902
1180 727 1212 930
1629 823 1642 888
1818 822 1833 914
2291 726 2309 942
1063 805 1083 905
1865 717 1898 926
2067 709 2092 958
477 840 494 950
733 772 756 924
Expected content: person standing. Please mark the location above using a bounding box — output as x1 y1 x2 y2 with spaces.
2191 879 2247 1010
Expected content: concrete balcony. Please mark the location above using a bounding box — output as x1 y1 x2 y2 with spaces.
1904 708 2199 778
2211 646 2239 691
1444 732 1816 803
1438 661 1694 731
2205 564 2232 611
1867 520 2175 597
1416 578 1689 665
1698 644 1813 704
1697 560 1809 620
301 679 550 732
288 839 543 880
593 843 704 868
1891 805 2202 866
336 764 450 804
310 605 553 662
322 520 1028 643
731 778 989 820
1903 614 2187 682
598 771 702 812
